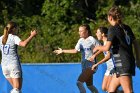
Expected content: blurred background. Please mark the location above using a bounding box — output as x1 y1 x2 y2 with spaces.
0 0 140 93
0 0 139 63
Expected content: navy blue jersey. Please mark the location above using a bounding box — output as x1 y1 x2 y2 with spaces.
107 24 135 75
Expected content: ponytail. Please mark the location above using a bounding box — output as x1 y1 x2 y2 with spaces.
108 6 123 24
2 21 17 45
2 27 9 45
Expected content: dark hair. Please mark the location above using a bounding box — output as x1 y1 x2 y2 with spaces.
108 6 123 24
2 21 17 45
80 24 92 36
98 27 108 37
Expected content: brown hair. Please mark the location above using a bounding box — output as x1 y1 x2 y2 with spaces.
80 24 92 36
2 21 17 45
108 6 123 24
98 27 108 37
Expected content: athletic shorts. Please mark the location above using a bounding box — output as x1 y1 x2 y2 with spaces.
105 69 113 76
82 60 97 73
113 54 135 76
2 65 22 78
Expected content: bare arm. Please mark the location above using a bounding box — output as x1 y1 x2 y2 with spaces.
62 49 78 53
88 50 102 62
19 30 37 47
53 48 78 55
92 51 111 70
93 41 112 52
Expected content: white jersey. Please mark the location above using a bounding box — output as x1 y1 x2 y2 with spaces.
75 36 100 70
75 36 100 61
103 52 114 71
103 42 114 75
0 34 21 66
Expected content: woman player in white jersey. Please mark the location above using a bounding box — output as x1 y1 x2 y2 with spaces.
0 21 37 93
88 27 114 92
54 24 100 93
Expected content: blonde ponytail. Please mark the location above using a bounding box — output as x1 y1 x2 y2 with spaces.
2 27 9 45
2 21 17 45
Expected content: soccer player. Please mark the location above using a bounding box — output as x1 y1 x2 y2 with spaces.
93 6 137 93
54 24 99 93
88 27 114 92
0 21 37 93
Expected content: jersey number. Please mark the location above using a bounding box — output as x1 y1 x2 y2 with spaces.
125 34 130 45
1 45 10 55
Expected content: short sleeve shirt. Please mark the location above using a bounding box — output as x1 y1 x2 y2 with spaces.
107 24 135 68
0 34 21 66
75 36 100 62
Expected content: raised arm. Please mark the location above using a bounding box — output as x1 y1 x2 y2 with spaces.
19 30 37 47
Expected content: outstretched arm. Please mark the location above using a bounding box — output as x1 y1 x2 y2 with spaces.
53 48 78 55
19 30 37 47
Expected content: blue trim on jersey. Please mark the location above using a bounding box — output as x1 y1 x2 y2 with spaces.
2 44 10 55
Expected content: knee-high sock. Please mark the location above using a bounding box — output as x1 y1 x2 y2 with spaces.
10 88 22 93
77 81 86 93
87 85 98 93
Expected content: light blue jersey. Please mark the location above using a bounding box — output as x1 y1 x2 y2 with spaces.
0 34 21 66
75 36 100 70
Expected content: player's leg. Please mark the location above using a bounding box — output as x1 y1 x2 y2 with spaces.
2 66 14 86
7 78 14 86
119 75 133 93
108 74 120 93
10 65 22 92
77 67 94 93
85 68 98 93
77 80 86 93
12 78 22 90
102 75 112 92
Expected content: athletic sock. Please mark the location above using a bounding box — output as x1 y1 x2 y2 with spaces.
10 88 22 93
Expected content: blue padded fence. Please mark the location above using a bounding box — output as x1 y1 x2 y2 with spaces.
0 63 140 93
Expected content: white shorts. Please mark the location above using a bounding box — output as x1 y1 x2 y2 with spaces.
2 65 22 78
105 69 113 76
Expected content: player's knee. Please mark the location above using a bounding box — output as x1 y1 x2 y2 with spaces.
102 86 107 91
77 81 83 86
85 81 92 86
10 88 21 93
102 85 108 91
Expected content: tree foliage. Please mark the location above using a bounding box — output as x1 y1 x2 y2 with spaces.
0 0 139 63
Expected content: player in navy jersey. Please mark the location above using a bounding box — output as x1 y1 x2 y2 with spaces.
54 24 99 93
92 6 139 93
0 21 37 93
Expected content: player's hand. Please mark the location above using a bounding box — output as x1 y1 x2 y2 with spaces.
87 55 95 62
91 64 98 70
31 30 37 37
53 47 63 55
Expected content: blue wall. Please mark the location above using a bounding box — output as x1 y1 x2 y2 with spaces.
0 63 140 93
